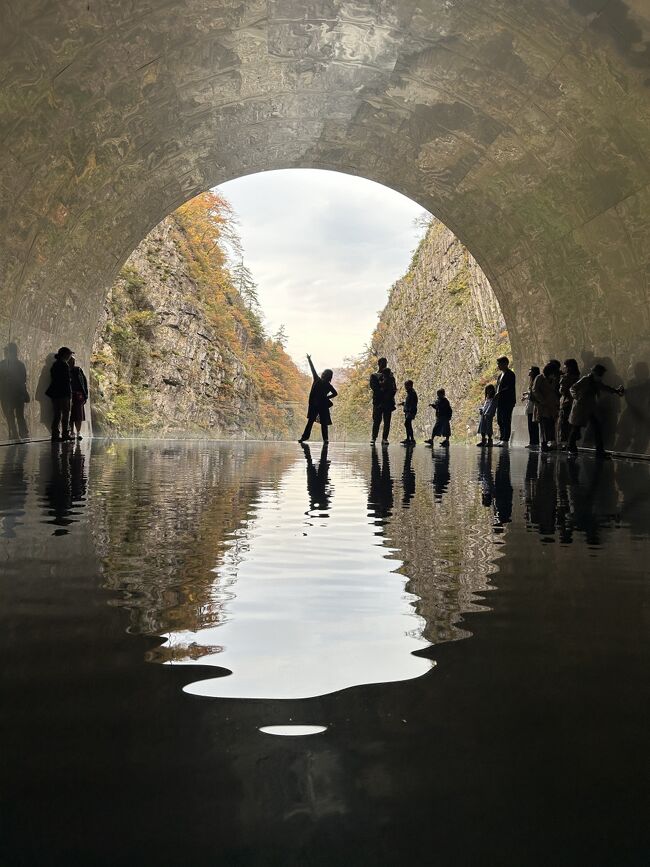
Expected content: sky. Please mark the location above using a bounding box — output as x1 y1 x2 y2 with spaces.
218 169 429 371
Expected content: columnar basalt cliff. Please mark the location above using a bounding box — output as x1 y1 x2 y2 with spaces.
91 196 309 439
336 220 511 441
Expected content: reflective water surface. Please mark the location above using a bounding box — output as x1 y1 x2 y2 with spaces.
1 440 648 866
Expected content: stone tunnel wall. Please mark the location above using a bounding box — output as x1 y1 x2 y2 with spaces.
1 1 649 452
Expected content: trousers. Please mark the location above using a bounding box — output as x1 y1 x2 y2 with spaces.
51 397 71 438
526 414 539 446
372 406 392 441
301 414 328 442
496 403 514 442
568 415 604 454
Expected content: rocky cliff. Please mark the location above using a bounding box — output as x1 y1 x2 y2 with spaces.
335 219 511 441
91 195 309 439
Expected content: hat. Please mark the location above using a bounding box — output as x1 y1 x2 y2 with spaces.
55 346 74 358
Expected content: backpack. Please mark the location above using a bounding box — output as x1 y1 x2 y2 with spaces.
382 370 397 397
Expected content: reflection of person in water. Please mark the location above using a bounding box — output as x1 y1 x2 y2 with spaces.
0 343 30 441
401 446 416 508
533 452 557 539
42 441 88 535
368 445 393 525
478 449 494 507
301 442 331 515
0 444 28 538
493 449 512 528
478 449 511 529
431 448 450 502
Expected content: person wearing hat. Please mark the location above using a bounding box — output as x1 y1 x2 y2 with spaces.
45 346 73 441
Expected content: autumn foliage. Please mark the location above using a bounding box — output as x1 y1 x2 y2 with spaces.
175 191 310 438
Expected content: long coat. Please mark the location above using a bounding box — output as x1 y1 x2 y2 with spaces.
532 373 559 422
568 373 601 427
46 358 72 399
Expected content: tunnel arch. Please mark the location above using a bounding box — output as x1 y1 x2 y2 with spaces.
1 0 649 447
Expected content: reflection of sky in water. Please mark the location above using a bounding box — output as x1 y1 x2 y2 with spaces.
162 457 432 699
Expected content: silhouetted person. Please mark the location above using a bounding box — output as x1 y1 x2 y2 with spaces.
522 365 540 449
398 379 418 445
368 445 393 524
369 357 397 445
567 364 624 459
616 361 650 454
425 388 452 447
494 356 516 446
532 363 560 451
299 354 337 444
0 342 29 441
547 359 562 390
558 358 581 445
477 384 496 447
401 445 416 507
301 442 331 514
45 346 73 442
432 448 450 502
68 355 89 439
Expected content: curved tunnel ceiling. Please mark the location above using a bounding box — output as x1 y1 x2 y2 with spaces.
1 0 649 388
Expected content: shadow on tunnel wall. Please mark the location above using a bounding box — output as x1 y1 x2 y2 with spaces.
0 343 30 442
578 351 650 455
35 353 56 435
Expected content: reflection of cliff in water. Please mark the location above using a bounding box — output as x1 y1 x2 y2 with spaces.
89 444 500 673
88 442 297 645
353 447 500 647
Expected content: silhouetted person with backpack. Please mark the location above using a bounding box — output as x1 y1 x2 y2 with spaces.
369 357 397 445
299 354 337 444
45 347 73 442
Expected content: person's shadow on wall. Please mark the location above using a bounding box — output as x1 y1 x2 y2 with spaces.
0 342 30 441
616 361 650 455
35 353 56 434
580 351 625 450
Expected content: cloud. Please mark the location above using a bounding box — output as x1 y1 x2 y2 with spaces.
218 169 429 369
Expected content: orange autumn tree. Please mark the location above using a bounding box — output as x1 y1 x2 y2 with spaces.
175 191 310 438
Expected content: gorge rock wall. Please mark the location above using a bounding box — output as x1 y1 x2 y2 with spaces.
91 214 308 439
336 220 511 441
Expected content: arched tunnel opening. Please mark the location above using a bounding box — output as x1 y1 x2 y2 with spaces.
85 167 513 445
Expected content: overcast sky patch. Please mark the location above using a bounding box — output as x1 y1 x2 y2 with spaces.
219 169 429 370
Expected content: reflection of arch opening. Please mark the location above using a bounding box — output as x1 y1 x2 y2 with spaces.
1 1 649 449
